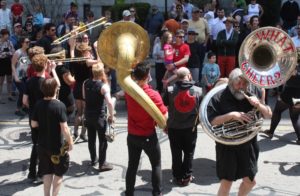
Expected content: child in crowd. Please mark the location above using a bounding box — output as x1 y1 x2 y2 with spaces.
161 31 177 89
202 51 220 94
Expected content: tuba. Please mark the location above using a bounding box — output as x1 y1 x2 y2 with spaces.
97 22 166 128
200 27 298 145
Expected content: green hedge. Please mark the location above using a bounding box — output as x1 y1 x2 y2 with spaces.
110 3 151 26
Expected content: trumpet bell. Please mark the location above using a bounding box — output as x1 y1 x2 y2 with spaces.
239 27 297 89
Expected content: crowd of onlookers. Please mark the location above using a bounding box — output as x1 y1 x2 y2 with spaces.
1 0 300 103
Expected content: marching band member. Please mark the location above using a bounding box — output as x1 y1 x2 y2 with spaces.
125 62 168 196
31 78 73 196
207 68 271 196
23 52 59 181
83 63 115 170
68 35 98 141
163 67 202 186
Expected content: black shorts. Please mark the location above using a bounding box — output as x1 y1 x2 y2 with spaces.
281 87 300 106
73 82 83 100
0 58 12 76
38 146 70 177
215 138 259 181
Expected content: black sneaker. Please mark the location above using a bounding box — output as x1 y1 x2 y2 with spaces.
262 130 273 139
99 162 113 172
296 139 300 145
27 172 36 181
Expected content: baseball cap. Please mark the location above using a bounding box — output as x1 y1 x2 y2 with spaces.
122 10 131 17
181 19 189 24
187 28 198 35
192 7 200 13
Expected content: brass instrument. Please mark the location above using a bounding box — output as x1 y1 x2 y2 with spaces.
46 49 89 62
200 27 297 145
52 17 107 45
51 142 69 165
239 27 297 88
19 50 89 64
98 22 166 128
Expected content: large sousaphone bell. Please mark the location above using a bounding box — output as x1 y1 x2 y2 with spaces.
239 27 297 88
97 22 166 128
200 27 298 145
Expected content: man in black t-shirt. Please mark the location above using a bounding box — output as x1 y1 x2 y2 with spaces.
31 78 73 196
23 52 60 181
207 68 272 196
36 23 56 54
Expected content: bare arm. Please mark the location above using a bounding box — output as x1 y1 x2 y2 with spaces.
101 84 114 122
31 120 39 128
22 94 29 108
60 122 73 151
62 72 75 86
173 55 189 67
211 111 252 126
11 52 20 82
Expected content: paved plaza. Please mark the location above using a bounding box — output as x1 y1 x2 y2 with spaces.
0 83 300 196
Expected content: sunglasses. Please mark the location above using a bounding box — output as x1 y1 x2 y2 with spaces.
176 35 184 38
50 29 56 32
188 32 196 35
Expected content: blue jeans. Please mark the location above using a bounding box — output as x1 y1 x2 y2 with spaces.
14 78 26 109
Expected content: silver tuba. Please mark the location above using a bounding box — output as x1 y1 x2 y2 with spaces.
200 27 298 145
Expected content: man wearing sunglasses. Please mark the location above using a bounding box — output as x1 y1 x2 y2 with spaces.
164 29 190 87
36 23 56 54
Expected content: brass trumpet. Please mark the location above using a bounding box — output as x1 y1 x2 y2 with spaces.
52 17 107 45
51 142 69 165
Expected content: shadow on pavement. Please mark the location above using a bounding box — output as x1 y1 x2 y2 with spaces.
67 161 99 177
192 158 218 186
0 159 28 177
0 178 41 196
258 132 296 152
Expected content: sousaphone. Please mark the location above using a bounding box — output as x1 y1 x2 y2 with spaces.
200 27 298 145
97 21 166 128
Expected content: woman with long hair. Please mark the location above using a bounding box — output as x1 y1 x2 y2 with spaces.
11 37 31 116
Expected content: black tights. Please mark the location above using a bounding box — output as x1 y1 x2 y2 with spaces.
269 100 300 139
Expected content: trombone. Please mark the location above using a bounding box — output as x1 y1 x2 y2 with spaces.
46 50 90 62
18 50 89 64
52 17 107 45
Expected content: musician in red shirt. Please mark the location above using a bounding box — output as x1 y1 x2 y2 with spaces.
125 62 168 196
